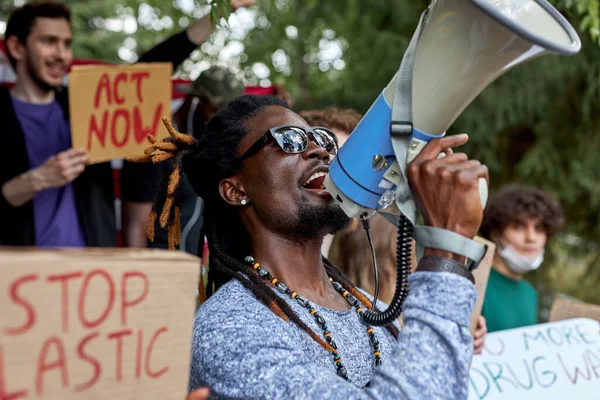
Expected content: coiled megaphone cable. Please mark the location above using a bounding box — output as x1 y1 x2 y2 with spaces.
359 214 413 326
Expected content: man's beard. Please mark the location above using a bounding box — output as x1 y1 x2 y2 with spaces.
290 192 351 239
27 56 58 93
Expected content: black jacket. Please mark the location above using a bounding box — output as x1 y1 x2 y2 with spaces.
0 31 197 246
0 87 116 246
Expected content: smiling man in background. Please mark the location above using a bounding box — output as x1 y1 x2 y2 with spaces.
0 0 254 247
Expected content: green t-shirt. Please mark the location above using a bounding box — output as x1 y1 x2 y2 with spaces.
481 268 538 333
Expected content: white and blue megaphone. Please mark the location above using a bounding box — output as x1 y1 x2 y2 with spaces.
324 0 581 224
324 0 581 326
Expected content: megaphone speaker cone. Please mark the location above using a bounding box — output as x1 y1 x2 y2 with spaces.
325 0 581 218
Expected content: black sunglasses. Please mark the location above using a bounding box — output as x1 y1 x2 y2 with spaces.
240 125 339 160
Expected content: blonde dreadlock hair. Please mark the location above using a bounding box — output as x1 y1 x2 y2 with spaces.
127 117 195 249
129 95 399 355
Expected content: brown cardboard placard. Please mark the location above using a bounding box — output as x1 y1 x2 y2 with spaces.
0 247 199 399
69 63 172 164
548 296 600 323
469 236 495 335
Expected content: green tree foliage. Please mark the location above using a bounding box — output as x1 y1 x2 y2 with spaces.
0 0 215 64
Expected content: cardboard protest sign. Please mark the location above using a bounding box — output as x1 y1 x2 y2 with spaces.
0 247 199 399
469 318 600 400
69 63 172 164
549 296 600 323
469 237 495 335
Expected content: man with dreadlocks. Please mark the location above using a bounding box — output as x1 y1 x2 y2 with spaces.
132 95 488 398
121 67 245 253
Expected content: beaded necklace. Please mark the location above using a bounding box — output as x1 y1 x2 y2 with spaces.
244 256 382 386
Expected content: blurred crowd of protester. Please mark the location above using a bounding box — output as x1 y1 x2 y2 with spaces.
0 0 568 340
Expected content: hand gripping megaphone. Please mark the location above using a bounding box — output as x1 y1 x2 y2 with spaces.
323 0 581 326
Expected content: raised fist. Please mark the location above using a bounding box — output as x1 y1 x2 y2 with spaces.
407 134 488 240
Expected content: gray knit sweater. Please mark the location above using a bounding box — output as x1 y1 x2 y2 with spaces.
189 271 476 399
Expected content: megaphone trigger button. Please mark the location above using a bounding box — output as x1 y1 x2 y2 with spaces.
406 138 427 164
372 154 389 171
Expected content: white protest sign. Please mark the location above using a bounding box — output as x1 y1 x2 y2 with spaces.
469 318 600 400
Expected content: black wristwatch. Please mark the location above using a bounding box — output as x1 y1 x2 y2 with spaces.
416 255 475 284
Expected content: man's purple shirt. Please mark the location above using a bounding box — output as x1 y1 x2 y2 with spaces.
11 96 86 247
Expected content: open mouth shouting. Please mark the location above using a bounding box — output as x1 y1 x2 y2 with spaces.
302 169 330 198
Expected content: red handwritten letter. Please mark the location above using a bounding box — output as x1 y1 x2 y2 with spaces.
110 109 131 148
4 274 38 335
88 111 109 150
108 329 133 382
0 346 28 400
47 272 83 333
78 269 115 329
74 333 101 392
114 73 127 104
121 272 149 326
131 72 150 103
94 73 112 108
35 337 69 395
145 327 169 379
135 330 143 378
133 104 163 143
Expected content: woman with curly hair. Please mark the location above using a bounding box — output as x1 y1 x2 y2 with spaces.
480 184 565 332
